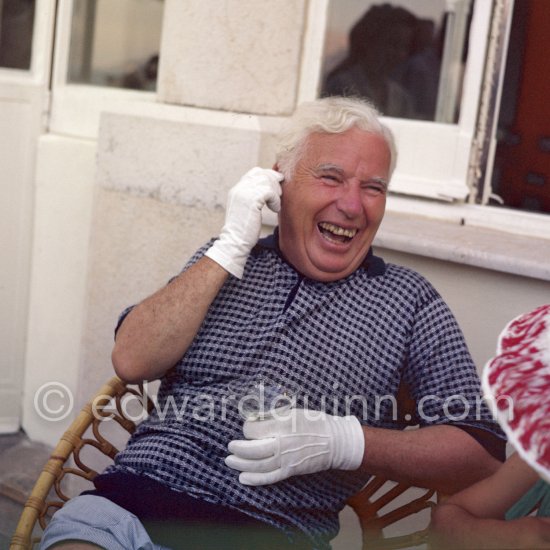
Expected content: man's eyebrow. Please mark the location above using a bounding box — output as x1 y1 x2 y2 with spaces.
366 176 389 189
314 163 345 174
314 164 388 189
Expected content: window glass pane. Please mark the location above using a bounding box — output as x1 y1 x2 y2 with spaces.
0 0 35 70
321 0 472 122
490 0 550 215
68 0 163 90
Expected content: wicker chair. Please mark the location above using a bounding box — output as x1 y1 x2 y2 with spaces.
10 377 436 550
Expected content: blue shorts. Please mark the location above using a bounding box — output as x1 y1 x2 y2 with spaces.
39 495 170 550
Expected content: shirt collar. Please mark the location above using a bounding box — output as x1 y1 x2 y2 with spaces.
253 228 386 279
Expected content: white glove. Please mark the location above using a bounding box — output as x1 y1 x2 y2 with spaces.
205 167 284 279
225 409 365 486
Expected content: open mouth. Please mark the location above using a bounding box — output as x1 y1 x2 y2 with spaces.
318 222 358 244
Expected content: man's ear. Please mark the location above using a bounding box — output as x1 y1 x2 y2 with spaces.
273 163 285 183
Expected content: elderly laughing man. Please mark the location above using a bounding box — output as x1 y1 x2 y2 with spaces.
40 97 505 550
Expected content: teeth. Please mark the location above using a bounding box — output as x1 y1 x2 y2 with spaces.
319 222 357 238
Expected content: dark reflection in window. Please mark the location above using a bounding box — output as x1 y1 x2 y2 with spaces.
321 1 460 122
68 0 163 91
0 0 35 70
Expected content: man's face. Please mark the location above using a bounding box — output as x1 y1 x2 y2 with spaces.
278 128 390 282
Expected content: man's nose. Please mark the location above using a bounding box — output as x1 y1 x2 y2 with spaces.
336 182 363 218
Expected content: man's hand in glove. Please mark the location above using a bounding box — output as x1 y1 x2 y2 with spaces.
205 167 284 279
225 409 365 486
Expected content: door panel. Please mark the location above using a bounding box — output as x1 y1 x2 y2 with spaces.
0 0 55 432
0 100 34 432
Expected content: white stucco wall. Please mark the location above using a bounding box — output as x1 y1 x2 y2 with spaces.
158 0 306 115
95 110 279 207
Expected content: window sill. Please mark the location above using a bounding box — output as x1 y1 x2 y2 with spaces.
375 210 550 282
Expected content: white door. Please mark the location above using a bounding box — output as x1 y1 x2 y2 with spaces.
0 0 56 432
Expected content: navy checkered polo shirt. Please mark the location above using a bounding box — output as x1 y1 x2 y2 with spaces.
105 232 504 548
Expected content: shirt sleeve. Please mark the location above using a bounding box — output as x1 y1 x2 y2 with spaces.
402 291 506 461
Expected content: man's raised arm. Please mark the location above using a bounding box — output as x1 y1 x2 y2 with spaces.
112 168 283 383
112 257 229 383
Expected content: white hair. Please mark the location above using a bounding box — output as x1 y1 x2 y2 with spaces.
275 96 397 179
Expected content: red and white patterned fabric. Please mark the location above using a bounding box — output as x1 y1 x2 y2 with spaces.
483 304 550 482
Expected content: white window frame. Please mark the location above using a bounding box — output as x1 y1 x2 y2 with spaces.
49 0 159 139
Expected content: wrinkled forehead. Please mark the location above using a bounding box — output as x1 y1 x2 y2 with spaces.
300 129 391 172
